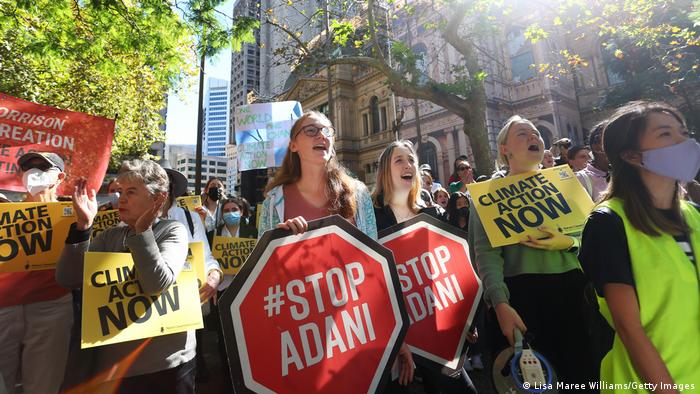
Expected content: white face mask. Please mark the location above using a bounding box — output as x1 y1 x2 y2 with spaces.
22 168 57 196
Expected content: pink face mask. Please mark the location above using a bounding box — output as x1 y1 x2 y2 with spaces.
641 139 700 182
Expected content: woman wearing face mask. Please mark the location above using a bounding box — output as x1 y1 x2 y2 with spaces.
258 110 376 238
469 115 596 389
372 140 472 394
197 177 225 233
447 192 470 231
0 152 73 394
578 102 700 391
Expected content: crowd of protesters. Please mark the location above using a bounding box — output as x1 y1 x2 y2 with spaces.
1 100 699 394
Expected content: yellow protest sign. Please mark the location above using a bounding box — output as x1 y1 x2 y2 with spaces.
466 165 594 247
211 236 256 275
176 196 202 212
0 202 76 272
81 251 203 349
186 241 206 288
92 210 121 240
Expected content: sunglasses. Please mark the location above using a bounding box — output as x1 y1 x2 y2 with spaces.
296 125 335 138
458 165 472 171
21 161 55 172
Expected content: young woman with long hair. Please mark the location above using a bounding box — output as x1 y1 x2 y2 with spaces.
258 110 376 237
372 140 473 393
197 177 226 233
579 101 700 391
469 115 595 389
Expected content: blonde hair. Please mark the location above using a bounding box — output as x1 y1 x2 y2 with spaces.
264 111 357 219
372 140 421 212
496 115 538 168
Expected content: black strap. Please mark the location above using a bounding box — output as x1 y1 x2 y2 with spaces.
182 207 195 237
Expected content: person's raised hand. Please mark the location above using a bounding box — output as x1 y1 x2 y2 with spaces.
73 177 98 231
134 192 167 234
495 303 527 346
199 270 221 304
194 206 207 222
520 226 574 251
276 216 308 235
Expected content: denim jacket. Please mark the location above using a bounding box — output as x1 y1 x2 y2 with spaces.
258 180 378 240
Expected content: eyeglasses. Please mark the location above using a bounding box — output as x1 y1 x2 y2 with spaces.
21 161 55 172
296 125 335 138
458 165 472 171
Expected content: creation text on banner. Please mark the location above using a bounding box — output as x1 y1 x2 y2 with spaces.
81 251 203 349
234 101 302 171
467 165 594 247
0 93 115 194
176 196 202 212
0 201 76 272
211 236 256 275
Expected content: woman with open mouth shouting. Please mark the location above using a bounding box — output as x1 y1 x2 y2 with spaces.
469 115 596 390
258 110 377 238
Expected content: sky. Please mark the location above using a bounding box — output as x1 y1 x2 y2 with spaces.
165 1 234 146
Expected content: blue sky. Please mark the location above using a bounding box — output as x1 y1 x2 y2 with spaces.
165 2 234 145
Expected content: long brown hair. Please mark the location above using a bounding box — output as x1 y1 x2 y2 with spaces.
264 111 357 219
372 140 421 213
602 101 688 236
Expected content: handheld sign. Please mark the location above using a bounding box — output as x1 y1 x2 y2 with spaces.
379 214 483 370
0 93 115 194
211 236 257 275
176 196 202 212
81 251 203 348
91 209 120 240
0 202 76 272
218 215 409 394
467 165 594 247
187 242 206 288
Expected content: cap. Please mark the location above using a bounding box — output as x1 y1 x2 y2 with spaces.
18 152 65 172
553 138 572 148
419 164 432 172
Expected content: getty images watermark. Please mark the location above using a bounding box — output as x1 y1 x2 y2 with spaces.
521 381 697 392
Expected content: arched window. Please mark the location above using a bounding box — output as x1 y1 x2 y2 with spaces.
412 43 428 84
506 28 536 83
370 96 380 134
538 126 553 148
419 141 438 181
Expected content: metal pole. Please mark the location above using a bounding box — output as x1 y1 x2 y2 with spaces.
195 51 206 195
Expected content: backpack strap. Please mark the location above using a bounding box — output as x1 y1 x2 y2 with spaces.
181 207 195 237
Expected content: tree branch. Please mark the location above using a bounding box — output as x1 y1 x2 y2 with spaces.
265 17 311 56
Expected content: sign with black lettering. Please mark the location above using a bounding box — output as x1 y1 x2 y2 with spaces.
0 202 76 272
81 251 203 348
211 236 256 275
91 209 120 240
467 165 594 247
218 215 409 394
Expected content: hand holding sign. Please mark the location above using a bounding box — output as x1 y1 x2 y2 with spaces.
73 177 98 231
134 193 167 234
276 215 308 235
200 270 221 304
520 226 574 251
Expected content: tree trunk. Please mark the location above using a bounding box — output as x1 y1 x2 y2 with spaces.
460 92 494 176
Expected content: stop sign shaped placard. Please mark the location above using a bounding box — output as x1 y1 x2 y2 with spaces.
219 215 409 394
379 214 483 370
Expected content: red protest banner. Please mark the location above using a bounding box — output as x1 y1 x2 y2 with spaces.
219 215 409 394
379 214 483 370
0 93 115 194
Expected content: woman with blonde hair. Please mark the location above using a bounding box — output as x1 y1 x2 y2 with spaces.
258 110 376 237
470 115 595 389
372 140 471 393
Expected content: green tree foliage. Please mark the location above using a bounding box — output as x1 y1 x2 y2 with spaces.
0 0 196 169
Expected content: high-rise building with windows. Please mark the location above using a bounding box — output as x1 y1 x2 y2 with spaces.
204 78 230 157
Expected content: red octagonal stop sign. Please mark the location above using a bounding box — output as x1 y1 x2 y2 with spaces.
219 215 409 394
379 214 483 370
